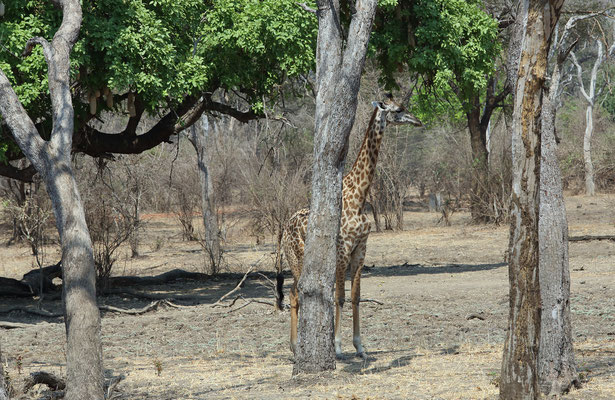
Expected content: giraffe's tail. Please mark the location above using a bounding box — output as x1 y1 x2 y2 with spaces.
276 272 284 311
275 230 285 311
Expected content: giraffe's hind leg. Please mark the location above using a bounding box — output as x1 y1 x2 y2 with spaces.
350 238 367 358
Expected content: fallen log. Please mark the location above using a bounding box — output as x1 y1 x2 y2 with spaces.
569 235 615 242
0 321 29 329
22 371 66 393
21 263 62 295
0 262 61 298
105 268 209 287
0 277 32 297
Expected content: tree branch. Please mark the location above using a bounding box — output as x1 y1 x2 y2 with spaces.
22 37 53 62
0 163 37 182
570 51 592 103
73 94 261 156
296 2 317 14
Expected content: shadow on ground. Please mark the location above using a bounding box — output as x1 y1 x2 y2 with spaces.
0 261 506 327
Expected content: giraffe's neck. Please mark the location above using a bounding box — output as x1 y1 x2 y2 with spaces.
343 107 386 213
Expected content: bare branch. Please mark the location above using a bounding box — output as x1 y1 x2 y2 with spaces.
211 264 255 307
22 37 52 61
296 2 317 14
0 163 37 183
570 51 592 103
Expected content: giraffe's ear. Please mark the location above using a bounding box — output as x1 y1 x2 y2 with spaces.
372 101 384 109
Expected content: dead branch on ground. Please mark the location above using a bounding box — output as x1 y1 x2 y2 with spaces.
99 299 188 315
105 374 125 400
211 265 255 307
0 321 30 329
360 298 384 305
569 235 615 242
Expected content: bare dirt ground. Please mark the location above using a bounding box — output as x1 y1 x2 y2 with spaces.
1 194 614 399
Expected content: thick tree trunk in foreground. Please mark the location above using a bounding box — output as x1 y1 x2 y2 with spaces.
537 21 578 395
0 1 104 399
49 162 104 399
500 0 563 398
189 116 222 274
294 0 377 375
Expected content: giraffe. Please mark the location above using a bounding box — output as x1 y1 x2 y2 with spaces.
276 94 422 358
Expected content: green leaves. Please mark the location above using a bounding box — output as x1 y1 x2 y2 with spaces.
372 0 500 118
0 0 317 119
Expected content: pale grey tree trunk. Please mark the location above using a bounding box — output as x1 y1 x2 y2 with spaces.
535 12 612 394
538 40 578 394
0 1 104 399
570 40 612 196
500 0 563 398
189 116 222 274
294 0 377 374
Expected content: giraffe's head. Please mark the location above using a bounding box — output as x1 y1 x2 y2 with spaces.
372 93 422 127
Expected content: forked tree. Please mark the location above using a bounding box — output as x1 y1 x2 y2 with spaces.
501 0 564 398
294 0 377 374
570 36 615 196
0 1 104 399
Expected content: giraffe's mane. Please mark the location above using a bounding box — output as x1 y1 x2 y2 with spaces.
346 106 378 177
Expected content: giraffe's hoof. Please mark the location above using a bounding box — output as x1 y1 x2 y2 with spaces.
356 350 367 359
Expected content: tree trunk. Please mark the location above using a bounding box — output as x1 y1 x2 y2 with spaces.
500 0 563 398
368 192 382 233
46 161 104 400
294 0 377 375
538 50 578 395
571 39 606 197
0 1 104 398
583 104 595 196
395 190 404 231
467 95 490 223
189 116 222 274
0 343 8 400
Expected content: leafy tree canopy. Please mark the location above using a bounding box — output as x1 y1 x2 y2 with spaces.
371 0 501 122
0 0 317 163
0 0 500 173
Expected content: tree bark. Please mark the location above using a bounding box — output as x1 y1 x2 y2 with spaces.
582 104 595 195
368 192 382 233
0 343 8 400
467 95 490 223
189 116 222 274
0 1 104 399
538 43 578 395
500 0 563 398
294 0 377 375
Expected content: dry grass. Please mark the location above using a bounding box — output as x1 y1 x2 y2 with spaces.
1 194 615 399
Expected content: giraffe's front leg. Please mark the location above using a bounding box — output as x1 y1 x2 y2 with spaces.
335 242 352 358
290 282 299 355
350 239 367 358
334 268 346 358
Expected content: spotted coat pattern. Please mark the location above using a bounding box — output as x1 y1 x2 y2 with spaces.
278 95 422 357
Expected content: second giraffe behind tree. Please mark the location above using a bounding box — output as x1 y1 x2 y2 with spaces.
276 94 422 358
